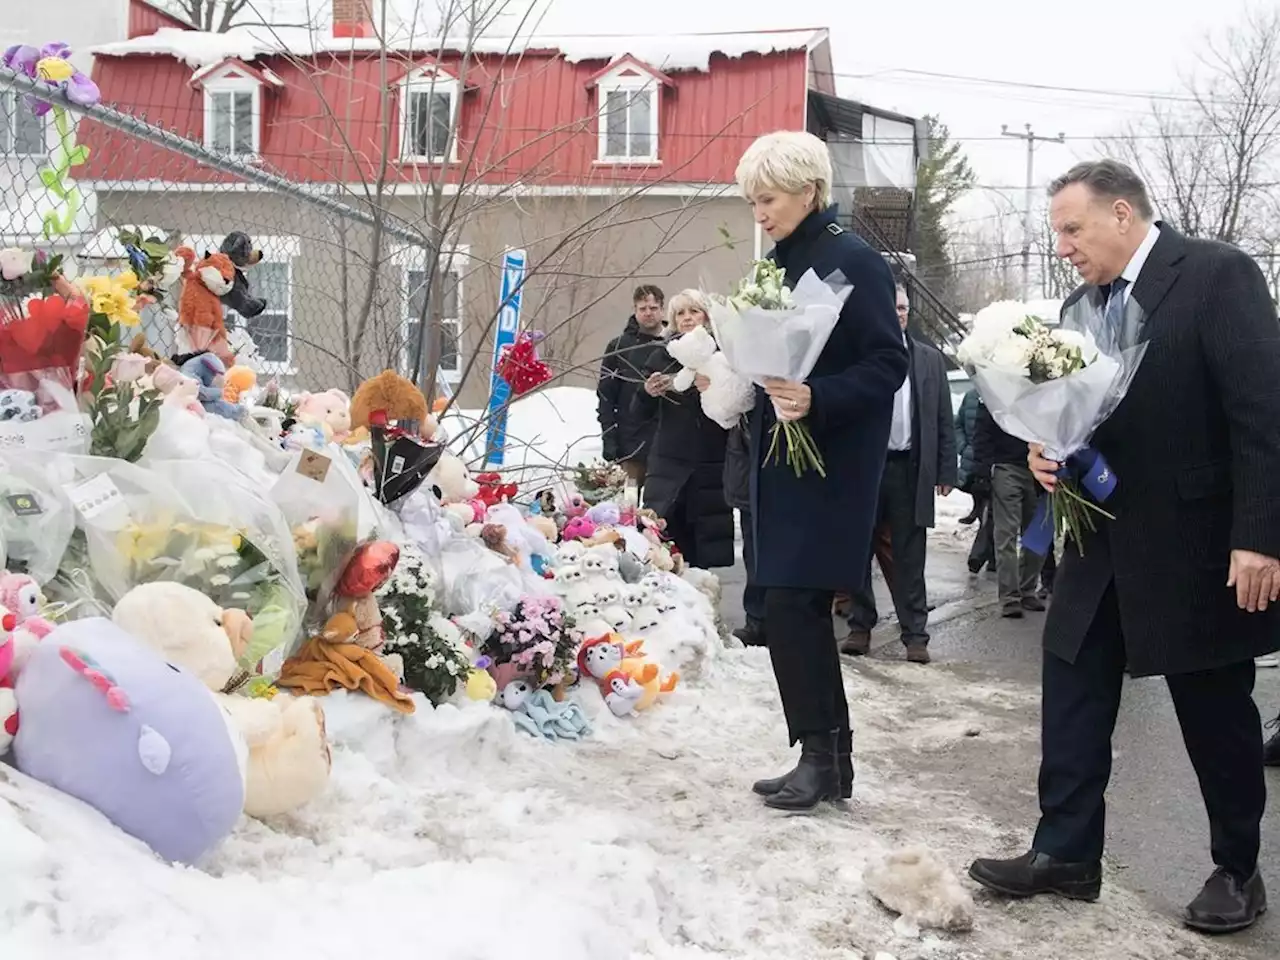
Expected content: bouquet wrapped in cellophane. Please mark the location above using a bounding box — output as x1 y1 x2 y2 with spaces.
705 259 851 477
45 455 307 692
956 299 1148 553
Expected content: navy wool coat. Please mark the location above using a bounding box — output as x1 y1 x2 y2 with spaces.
748 206 908 592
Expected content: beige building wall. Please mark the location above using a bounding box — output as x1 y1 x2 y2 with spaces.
92 188 758 407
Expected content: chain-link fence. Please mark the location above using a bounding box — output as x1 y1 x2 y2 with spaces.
0 65 457 399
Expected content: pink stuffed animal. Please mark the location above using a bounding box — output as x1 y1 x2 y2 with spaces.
563 493 588 519
563 516 596 541
294 388 352 441
0 572 54 644
0 606 18 752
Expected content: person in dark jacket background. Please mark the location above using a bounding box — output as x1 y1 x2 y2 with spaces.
736 131 908 813
597 285 666 497
724 422 767 645
954 387 985 525
633 290 734 571
973 401 1046 617
842 282 956 664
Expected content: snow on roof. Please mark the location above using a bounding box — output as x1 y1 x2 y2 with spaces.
91 24 826 74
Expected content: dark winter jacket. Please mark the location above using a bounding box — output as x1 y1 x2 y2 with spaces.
748 205 908 592
954 388 980 488
722 422 752 510
596 317 665 463
634 347 734 569
973 401 1029 470
902 336 957 528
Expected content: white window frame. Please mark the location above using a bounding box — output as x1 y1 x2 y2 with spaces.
184 233 299 375
596 67 661 165
399 65 460 164
394 244 469 384
0 90 46 156
202 71 262 158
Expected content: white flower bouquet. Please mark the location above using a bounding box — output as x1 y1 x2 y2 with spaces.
957 299 1148 552
706 259 852 477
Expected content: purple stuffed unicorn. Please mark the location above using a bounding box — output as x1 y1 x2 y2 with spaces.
13 618 246 865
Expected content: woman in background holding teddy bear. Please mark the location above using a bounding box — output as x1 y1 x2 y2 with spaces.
632 290 734 573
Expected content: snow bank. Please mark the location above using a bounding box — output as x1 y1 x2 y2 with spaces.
438 386 604 492
91 24 822 74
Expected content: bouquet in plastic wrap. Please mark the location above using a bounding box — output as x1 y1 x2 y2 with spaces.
271 447 367 601
479 595 582 690
706 259 852 477
0 450 77 584
956 299 1148 554
0 249 92 454
367 409 442 508
53 456 306 689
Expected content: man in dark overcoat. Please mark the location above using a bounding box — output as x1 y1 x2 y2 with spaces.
970 160 1280 935
843 281 956 662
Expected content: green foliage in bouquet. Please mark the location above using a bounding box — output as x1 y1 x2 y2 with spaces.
116 228 180 306
572 460 628 505
0 249 64 305
292 517 360 598
725 258 794 313
375 545 471 704
83 335 161 462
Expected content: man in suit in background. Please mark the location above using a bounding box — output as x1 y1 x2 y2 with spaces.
970 160 1280 934
841 282 956 664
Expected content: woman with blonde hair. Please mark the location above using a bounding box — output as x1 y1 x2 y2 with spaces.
630 289 734 571
737 131 907 811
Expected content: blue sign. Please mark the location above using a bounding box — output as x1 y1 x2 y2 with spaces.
484 248 527 466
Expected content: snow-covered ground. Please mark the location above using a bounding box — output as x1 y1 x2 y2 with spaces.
1 650 1224 960
0 388 1225 960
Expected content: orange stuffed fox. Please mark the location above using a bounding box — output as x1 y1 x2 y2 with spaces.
175 246 236 367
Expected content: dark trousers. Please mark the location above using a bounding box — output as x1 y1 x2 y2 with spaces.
662 487 699 569
846 456 929 644
740 508 766 625
969 500 994 571
765 587 851 746
1034 584 1265 878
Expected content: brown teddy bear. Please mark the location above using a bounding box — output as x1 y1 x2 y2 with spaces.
350 370 435 438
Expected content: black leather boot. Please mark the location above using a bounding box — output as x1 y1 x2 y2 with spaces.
968 850 1102 902
1264 714 1280 767
764 732 839 811
753 751 852 800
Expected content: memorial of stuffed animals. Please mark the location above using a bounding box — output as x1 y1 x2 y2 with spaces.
0 202 728 868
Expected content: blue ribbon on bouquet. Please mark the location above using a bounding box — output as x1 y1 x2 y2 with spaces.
1022 446 1118 556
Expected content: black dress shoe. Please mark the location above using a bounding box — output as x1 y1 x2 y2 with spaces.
754 744 854 800
968 850 1102 902
764 732 839 811
733 619 767 648
1183 867 1267 934
1263 714 1280 767
839 633 870 656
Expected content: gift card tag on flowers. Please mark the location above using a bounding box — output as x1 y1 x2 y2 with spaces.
64 473 130 528
296 449 332 483
5 493 43 517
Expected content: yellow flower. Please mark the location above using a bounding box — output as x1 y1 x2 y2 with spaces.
36 57 75 82
78 271 141 327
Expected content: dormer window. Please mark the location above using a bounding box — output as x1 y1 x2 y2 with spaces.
589 56 672 164
400 65 459 163
193 60 282 158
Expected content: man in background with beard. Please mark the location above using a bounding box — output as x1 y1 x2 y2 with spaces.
597 285 666 499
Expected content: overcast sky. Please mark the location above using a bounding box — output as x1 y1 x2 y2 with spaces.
252 0 1263 222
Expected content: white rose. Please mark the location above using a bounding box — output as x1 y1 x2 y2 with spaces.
990 336 1032 376
0 247 35 282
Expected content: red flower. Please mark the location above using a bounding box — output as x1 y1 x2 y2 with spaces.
495 332 552 396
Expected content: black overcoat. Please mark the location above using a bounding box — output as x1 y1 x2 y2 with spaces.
1046 225 1280 676
748 206 908 592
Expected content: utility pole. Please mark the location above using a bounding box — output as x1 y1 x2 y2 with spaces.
1002 124 1065 301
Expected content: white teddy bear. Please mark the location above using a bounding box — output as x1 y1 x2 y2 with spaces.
665 325 756 429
